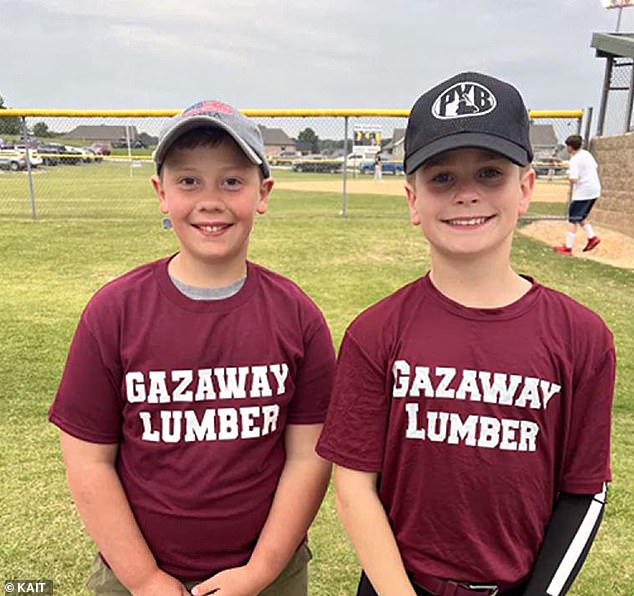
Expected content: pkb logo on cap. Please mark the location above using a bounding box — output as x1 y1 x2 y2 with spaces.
432 82 496 120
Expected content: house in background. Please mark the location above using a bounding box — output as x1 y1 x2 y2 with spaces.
529 123 561 160
259 125 296 158
295 141 313 156
63 125 158 148
64 125 140 144
384 128 406 162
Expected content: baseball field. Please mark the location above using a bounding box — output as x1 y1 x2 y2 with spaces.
1 163 633 594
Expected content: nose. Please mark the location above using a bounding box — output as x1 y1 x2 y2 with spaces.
452 180 480 205
195 191 226 212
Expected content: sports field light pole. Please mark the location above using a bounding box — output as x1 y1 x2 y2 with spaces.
20 117 37 221
601 0 634 32
599 0 634 133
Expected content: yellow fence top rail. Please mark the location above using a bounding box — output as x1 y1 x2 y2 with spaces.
0 109 180 118
0 108 584 119
529 110 584 119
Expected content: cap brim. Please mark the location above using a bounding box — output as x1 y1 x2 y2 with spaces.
154 115 264 171
405 132 531 174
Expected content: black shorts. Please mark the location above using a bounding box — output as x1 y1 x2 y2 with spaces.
568 199 597 223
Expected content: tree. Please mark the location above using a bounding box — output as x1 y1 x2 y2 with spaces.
0 94 21 136
298 127 320 153
33 122 52 138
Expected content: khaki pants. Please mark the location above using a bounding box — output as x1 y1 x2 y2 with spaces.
87 543 312 596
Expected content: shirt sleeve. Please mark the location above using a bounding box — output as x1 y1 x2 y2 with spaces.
560 336 616 494
316 329 390 472
49 312 123 444
286 312 337 424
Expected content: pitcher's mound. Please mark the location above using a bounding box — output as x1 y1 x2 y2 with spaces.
518 220 634 270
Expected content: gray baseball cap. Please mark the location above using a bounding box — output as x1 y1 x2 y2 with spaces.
153 100 270 178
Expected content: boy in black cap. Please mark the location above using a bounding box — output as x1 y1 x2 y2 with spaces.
317 73 615 596
50 100 336 595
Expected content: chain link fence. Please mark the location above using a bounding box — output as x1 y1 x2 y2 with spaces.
600 56 634 136
0 110 583 221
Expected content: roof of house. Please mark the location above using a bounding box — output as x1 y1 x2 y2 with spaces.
392 128 406 145
383 128 406 151
529 123 559 148
258 125 294 146
64 125 139 141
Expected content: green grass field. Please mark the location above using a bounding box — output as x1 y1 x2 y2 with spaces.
1 162 633 595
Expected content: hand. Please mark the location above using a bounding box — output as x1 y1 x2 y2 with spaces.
129 568 190 596
191 565 267 596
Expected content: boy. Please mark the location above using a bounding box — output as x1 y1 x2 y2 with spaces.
554 134 602 256
49 100 336 596
317 73 615 596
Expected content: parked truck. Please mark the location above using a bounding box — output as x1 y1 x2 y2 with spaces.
358 160 404 176
290 152 377 174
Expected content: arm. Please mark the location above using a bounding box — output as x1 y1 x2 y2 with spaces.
567 156 578 196
529 340 615 595
523 486 607 596
335 466 416 596
192 423 331 596
60 432 188 596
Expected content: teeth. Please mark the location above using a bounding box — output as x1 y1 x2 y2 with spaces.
449 217 488 226
201 225 225 232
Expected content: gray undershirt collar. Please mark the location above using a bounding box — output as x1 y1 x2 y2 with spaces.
169 275 246 301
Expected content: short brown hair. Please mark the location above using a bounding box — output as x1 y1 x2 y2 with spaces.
565 135 583 151
165 128 226 160
160 128 263 179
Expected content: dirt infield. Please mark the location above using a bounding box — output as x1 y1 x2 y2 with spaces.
275 178 570 202
518 221 634 270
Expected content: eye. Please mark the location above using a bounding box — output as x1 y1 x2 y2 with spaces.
177 176 199 188
478 167 503 180
222 177 244 190
429 172 454 186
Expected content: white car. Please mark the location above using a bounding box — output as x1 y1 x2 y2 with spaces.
5 145 43 167
68 146 96 163
0 151 27 171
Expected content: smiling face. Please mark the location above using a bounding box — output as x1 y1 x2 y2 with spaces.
151 136 273 284
405 148 535 263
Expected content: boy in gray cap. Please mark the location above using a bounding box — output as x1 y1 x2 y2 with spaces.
50 100 336 595
318 73 615 596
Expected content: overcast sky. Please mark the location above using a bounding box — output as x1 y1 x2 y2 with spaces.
1 0 633 114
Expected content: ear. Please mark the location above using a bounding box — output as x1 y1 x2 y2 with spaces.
518 167 536 217
256 178 274 215
151 175 170 215
404 179 421 226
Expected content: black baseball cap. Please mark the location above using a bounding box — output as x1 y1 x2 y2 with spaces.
404 72 533 174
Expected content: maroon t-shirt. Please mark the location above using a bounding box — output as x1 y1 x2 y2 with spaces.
50 257 336 580
317 275 615 586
